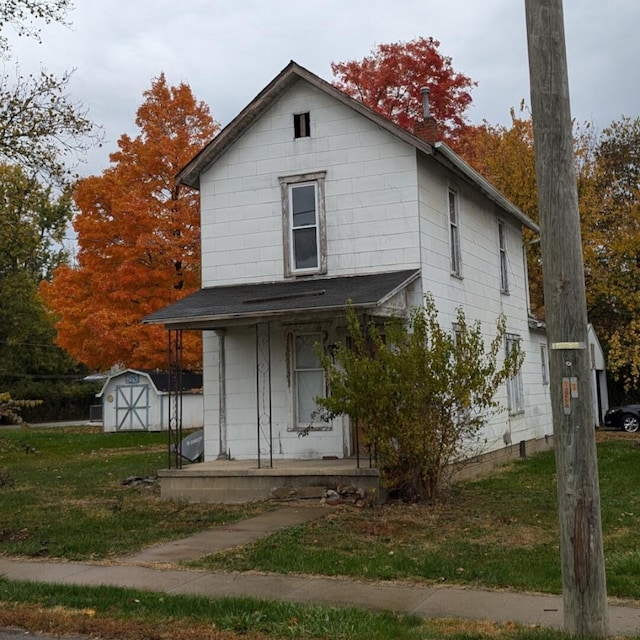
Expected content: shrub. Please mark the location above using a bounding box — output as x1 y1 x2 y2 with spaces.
317 295 522 502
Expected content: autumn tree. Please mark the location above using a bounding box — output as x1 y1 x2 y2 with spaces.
0 1 97 187
581 117 640 394
42 74 218 371
317 297 522 502
331 37 476 144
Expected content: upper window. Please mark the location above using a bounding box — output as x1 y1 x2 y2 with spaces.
448 188 462 277
294 112 310 138
280 172 327 277
498 220 509 293
506 334 525 414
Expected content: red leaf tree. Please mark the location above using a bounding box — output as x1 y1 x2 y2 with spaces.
42 74 218 371
331 37 476 144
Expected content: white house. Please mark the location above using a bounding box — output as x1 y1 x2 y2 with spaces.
97 368 203 433
144 61 553 464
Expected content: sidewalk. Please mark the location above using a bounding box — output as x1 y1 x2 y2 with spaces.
0 507 638 637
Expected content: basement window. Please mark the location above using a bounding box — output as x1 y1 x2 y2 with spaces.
294 112 310 138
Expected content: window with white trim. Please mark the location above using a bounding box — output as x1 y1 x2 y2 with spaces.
498 220 509 293
506 334 524 414
293 333 327 428
448 188 462 276
280 172 327 277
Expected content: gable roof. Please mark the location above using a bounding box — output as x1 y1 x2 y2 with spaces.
143 269 420 329
178 60 538 233
96 368 203 396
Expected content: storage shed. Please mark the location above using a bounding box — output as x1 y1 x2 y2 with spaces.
96 369 203 432
588 325 609 426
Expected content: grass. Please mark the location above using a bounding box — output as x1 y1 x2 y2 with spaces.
0 425 268 559
0 426 638 638
0 577 576 640
191 432 640 599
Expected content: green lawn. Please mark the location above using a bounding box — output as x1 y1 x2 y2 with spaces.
0 426 638 639
191 434 640 599
0 426 266 559
0 577 575 640
1 427 639 598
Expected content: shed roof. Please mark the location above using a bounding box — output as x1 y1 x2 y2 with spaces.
143 269 420 329
96 368 203 397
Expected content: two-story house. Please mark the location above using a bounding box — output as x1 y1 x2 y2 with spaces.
144 61 553 473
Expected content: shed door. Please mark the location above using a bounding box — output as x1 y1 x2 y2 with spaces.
115 384 150 431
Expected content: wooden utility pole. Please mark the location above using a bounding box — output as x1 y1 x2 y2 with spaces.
524 1 608 636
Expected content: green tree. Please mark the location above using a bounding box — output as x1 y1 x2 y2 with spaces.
0 164 78 390
317 296 522 502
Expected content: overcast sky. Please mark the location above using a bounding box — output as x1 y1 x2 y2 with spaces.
5 0 639 178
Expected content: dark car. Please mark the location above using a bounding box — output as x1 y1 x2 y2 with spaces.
604 404 640 433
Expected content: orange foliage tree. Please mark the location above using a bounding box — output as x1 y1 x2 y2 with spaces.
42 74 218 371
331 36 476 144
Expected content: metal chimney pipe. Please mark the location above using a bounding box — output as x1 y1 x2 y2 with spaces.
420 86 431 119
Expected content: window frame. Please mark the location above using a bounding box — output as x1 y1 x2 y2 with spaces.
448 188 462 277
294 112 311 138
291 331 329 430
498 219 509 294
540 343 549 386
280 172 327 277
506 333 525 415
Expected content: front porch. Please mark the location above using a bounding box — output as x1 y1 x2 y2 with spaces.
158 457 380 504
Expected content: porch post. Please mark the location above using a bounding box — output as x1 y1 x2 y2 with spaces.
255 322 273 468
167 329 184 469
215 330 228 459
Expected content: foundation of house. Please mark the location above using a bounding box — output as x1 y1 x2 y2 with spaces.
158 458 381 504
158 434 555 504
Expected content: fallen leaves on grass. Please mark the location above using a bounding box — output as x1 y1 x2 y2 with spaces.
0 602 261 640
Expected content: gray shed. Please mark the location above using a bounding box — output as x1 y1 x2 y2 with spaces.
96 368 203 432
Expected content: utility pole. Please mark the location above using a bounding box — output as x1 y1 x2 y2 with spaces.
524 1 608 637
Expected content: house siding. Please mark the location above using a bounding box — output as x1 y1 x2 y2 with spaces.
200 79 421 287
415 155 552 453
203 323 347 460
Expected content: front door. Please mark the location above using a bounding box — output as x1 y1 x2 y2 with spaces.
115 384 150 430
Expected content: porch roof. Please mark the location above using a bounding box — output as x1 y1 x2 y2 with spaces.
143 269 421 329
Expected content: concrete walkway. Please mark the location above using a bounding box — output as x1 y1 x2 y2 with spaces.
0 506 639 637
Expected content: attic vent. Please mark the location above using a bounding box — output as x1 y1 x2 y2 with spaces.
294 112 310 138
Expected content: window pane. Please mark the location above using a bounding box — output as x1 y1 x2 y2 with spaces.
292 185 316 227
448 191 457 224
296 370 324 423
293 227 318 269
295 334 321 369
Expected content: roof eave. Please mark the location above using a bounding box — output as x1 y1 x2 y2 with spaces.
432 142 539 233
146 300 382 330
